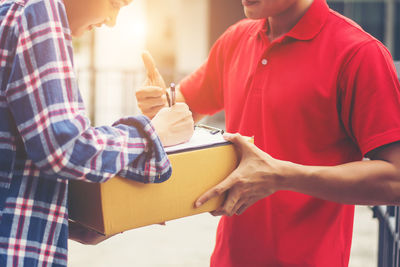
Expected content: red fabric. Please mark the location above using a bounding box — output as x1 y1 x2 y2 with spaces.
180 0 400 266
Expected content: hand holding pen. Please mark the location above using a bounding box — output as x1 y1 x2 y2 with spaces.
136 51 168 119
136 51 194 146
152 83 194 147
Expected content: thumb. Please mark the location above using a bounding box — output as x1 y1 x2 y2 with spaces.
142 50 157 81
223 133 250 157
141 51 166 88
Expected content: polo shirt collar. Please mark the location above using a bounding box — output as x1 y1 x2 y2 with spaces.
250 0 329 41
286 0 329 40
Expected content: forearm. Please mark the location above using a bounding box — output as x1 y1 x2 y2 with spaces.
279 159 400 205
196 135 400 216
32 116 170 184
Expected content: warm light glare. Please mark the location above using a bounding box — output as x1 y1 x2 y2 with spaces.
112 3 147 43
98 0 147 44
115 15 147 42
95 0 147 69
131 20 147 40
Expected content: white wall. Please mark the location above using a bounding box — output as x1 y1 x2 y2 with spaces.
175 0 210 77
93 0 148 126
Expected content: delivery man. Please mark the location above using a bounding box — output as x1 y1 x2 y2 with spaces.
135 0 400 266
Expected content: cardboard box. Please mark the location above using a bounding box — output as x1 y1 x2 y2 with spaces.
68 143 238 236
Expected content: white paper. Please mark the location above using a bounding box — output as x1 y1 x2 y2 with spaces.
165 127 229 154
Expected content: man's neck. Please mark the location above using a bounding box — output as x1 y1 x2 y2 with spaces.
267 0 314 42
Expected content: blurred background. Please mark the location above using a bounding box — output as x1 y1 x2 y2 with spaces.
68 0 400 266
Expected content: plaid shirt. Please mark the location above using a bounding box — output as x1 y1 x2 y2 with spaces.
0 0 172 266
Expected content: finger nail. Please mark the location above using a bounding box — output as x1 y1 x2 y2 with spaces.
195 201 202 208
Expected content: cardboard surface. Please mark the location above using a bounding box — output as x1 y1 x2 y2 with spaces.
68 143 238 236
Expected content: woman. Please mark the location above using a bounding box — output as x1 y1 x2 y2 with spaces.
0 0 193 266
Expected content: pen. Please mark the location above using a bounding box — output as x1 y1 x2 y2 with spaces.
166 90 171 107
170 83 176 106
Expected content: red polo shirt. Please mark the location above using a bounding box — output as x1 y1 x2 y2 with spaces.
180 0 400 266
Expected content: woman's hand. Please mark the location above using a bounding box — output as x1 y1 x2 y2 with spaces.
151 103 194 147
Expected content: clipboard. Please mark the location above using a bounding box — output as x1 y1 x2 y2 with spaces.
165 124 229 154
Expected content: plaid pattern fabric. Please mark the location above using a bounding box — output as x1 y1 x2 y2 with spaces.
0 0 172 266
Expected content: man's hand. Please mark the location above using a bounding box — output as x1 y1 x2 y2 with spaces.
136 51 168 119
151 103 194 147
195 133 285 216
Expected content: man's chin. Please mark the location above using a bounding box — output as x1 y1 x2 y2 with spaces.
244 8 265 19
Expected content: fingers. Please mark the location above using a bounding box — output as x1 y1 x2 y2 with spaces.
166 104 194 144
136 86 168 118
236 203 252 215
223 133 248 157
142 51 158 82
137 51 167 118
223 132 264 160
137 104 166 120
137 97 166 111
195 173 237 208
158 103 193 124
211 192 241 217
136 86 165 99
144 106 167 120
141 51 166 88
151 103 194 147
223 133 251 149
169 102 192 115
212 193 256 217
212 187 243 217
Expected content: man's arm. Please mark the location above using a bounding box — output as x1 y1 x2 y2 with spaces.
282 141 400 206
195 134 400 216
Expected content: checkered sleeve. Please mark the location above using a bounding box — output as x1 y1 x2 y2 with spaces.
5 0 171 184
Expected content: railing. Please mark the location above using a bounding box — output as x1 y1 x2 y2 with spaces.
373 206 400 267
373 61 400 267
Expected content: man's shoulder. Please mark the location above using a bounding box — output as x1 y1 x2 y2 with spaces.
1 0 62 12
324 9 378 45
9 0 65 23
23 0 65 13
0 0 24 17
17 0 69 33
0 0 26 7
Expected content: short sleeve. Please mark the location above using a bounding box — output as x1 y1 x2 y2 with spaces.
179 27 234 115
339 40 400 156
